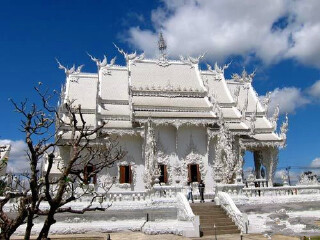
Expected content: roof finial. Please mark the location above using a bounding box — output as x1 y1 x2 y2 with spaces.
158 31 167 57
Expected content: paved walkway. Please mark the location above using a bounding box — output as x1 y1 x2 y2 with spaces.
12 232 302 240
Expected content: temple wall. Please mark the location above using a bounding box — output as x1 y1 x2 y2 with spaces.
102 134 144 192
207 137 217 192
58 125 220 193
177 126 210 191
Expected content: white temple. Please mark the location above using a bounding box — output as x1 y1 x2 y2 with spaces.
0 145 10 176
55 33 288 195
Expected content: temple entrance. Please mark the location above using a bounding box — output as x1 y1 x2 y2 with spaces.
188 164 201 182
159 164 168 183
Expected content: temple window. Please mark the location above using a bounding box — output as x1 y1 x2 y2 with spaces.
119 165 132 184
159 164 168 183
188 164 201 182
84 165 96 184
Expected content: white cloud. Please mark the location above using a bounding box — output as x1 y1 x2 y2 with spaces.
274 169 299 185
267 87 310 115
274 169 286 183
0 139 29 173
307 80 320 98
126 0 320 67
310 158 320 168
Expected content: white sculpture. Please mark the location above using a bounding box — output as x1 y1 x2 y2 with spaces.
87 53 117 69
113 43 144 62
271 105 280 131
232 69 255 83
56 58 84 76
180 53 206 66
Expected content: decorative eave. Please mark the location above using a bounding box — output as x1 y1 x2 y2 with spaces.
240 139 285 149
101 128 144 137
131 89 207 98
99 115 131 121
133 106 212 113
135 118 218 128
219 103 238 108
207 126 250 138
245 111 266 117
99 99 129 105
59 106 96 114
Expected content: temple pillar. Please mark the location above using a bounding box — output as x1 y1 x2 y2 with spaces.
253 151 262 179
143 120 156 189
261 147 279 187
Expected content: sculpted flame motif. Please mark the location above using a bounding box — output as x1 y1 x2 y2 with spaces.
280 113 289 147
214 124 237 183
56 58 84 77
87 53 117 70
206 62 231 75
179 53 206 67
113 43 144 63
270 105 280 131
232 69 255 83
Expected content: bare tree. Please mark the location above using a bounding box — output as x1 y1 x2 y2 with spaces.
0 85 125 240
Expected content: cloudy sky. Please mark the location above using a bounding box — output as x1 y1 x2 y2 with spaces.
0 0 320 180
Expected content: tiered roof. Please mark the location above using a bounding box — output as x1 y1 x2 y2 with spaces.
60 43 288 146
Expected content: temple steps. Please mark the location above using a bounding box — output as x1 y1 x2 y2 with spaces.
191 203 240 236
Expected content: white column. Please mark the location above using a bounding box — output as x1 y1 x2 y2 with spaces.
261 147 279 187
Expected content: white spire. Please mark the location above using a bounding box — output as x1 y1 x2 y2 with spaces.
158 31 167 56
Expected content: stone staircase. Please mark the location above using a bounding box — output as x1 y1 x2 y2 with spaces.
191 203 240 236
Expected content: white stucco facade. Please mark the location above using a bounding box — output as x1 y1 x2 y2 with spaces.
53 42 288 194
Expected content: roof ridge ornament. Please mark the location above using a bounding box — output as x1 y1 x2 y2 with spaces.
156 32 170 67
232 68 255 83
270 105 280 131
158 31 167 57
262 91 272 114
55 58 84 77
280 113 289 147
206 61 231 75
179 53 205 68
87 53 117 70
113 43 144 63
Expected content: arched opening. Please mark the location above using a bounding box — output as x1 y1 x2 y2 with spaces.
243 151 254 182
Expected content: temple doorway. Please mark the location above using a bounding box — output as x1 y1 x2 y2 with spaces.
159 164 168 183
188 164 201 182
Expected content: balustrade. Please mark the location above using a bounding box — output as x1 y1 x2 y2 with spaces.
243 185 320 197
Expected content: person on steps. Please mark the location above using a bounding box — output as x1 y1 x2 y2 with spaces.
187 181 194 203
198 180 205 203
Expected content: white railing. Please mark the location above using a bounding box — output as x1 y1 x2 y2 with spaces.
98 186 183 203
176 192 195 221
151 185 183 199
243 185 320 197
215 192 249 233
176 192 200 238
106 191 147 202
215 183 245 196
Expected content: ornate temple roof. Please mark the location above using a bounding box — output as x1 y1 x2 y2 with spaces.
59 36 288 145
0 145 10 175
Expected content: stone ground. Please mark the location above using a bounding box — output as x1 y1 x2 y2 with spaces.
11 232 304 240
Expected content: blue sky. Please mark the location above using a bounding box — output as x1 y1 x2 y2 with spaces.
1 0 320 179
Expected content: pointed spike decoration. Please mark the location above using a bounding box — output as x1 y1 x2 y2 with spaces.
280 113 289 145
55 58 78 76
158 31 167 55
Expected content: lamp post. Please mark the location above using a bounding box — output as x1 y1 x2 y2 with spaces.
286 166 291 186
